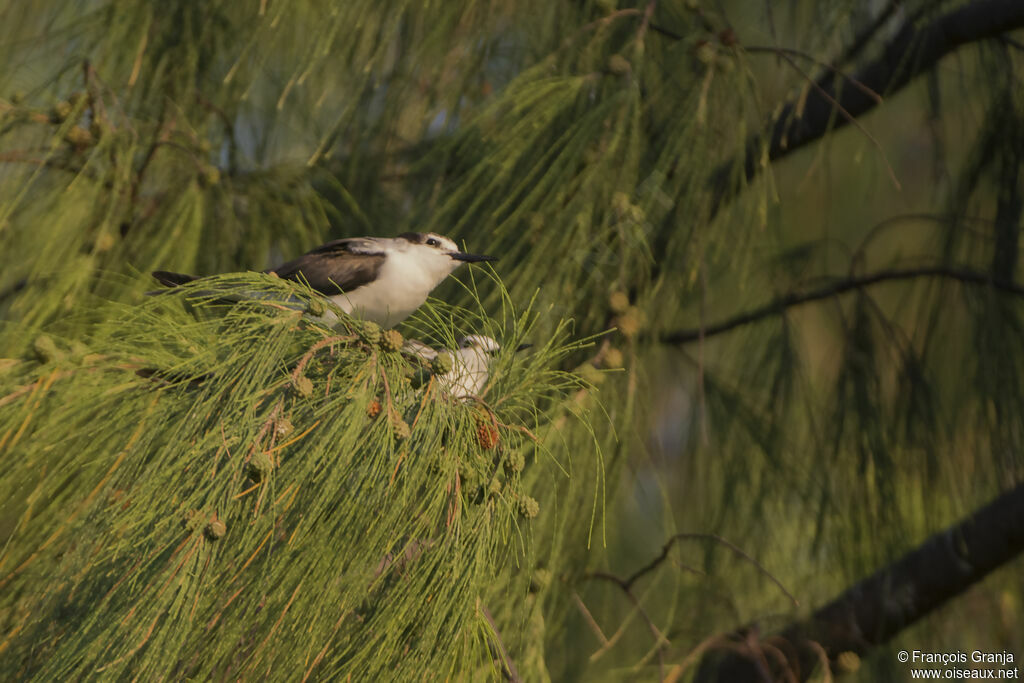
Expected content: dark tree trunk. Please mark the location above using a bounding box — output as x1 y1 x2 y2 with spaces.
695 483 1024 682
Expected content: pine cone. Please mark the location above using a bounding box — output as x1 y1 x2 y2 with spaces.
274 417 294 438
615 306 645 338
530 568 552 593
306 297 325 316
516 495 540 519
836 652 861 673
204 517 227 540
431 351 453 375
608 54 631 75
360 321 382 344
367 398 382 418
65 125 93 149
182 509 205 533
247 452 274 482
575 362 605 387
608 291 630 314
51 100 73 122
292 374 313 397
381 329 404 353
392 417 411 441
476 421 499 450
601 347 624 369
504 450 525 474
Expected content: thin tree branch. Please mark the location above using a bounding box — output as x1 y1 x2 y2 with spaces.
625 533 798 607
581 570 671 676
662 267 1024 345
579 532 797 677
643 0 1024 283
572 591 610 646
711 0 1024 211
0 150 84 175
480 604 522 683
751 47 902 189
743 46 883 105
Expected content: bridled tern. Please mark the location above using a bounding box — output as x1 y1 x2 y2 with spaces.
152 232 496 328
404 335 530 400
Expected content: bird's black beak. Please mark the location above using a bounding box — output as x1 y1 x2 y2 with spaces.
515 343 533 352
451 252 498 263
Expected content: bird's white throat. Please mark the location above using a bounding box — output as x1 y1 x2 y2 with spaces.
322 242 463 327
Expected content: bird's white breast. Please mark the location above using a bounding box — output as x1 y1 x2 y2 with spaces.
440 347 491 399
324 246 452 328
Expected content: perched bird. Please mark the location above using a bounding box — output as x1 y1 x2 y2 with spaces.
152 232 496 328
404 335 529 400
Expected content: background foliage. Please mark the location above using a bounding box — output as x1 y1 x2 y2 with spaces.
1 1 1023 680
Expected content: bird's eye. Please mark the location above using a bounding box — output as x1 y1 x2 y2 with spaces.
426 238 440 247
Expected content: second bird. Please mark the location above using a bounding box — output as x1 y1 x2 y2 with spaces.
152 232 496 328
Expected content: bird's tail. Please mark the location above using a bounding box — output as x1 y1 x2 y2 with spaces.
151 271 198 287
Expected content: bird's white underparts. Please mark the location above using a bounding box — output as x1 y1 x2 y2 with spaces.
404 335 529 400
151 232 496 328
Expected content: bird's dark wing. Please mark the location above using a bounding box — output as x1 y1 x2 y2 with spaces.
268 239 386 294
303 237 384 256
152 271 199 287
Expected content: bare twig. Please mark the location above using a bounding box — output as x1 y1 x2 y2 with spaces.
581 570 671 677
573 591 610 646
0 150 84 176
742 46 882 105
627 533 797 606
662 266 1024 345
290 334 356 381
480 604 522 683
762 49 902 188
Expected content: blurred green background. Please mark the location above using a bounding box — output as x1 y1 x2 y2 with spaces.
1 1 1023 681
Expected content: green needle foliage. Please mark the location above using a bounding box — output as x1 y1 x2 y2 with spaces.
0 277 600 680
2 0 1024 680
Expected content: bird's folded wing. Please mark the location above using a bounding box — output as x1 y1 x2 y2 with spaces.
268 239 386 294
401 339 439 362
304 237 383 256
151 271 199 287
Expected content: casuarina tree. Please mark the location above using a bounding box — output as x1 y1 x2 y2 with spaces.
2 1 1023 681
